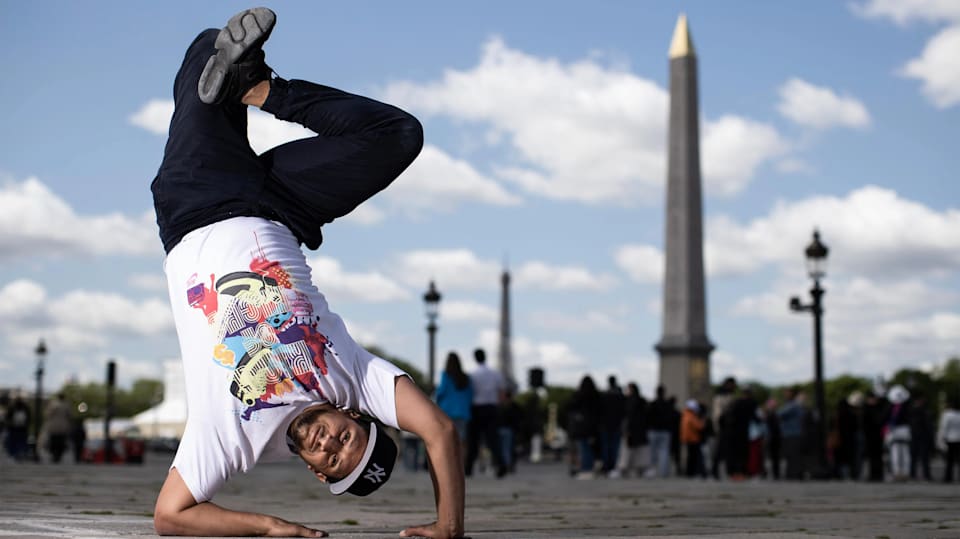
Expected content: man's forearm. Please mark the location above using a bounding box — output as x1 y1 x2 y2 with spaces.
423 422 465 534
156 501 277 536
154 468 323 537
156 500 324 537
394 376 465 538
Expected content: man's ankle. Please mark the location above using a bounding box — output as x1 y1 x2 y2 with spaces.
242 80 271 108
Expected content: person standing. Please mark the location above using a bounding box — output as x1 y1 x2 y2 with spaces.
835 395 859 479
618 382 647 477
764 398 782 480
466 348 506 478
680 400 705 478
862 390 888 482
71 414 87 464
710 377 737 479
568 375 602 479
646 385 673 478
44 393 73 463
726 388 757 480
938 397 960 483
908 392 934 481
4 396 31 461
497 390 522 474
600 376 626 477
885 385 912 481
435 352 473 467
778 387 808 480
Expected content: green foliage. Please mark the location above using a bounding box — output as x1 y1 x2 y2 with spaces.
934 357 960 404
59 378 163 418
823 374 872 409
741 380 771 404
890 368 937 400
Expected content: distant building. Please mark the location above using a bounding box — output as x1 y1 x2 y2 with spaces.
132 360 187 439
498 267 517 392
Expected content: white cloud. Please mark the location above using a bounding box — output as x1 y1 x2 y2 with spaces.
341 316 394 348
394 249 501 291
900 24 960 108
386 145 522 215
393 248 614 293
306 256 410 303
732 277 957 325
477 329 589 388
731 276 960 383
777 78 872 129
383 37 786 204
515 261 616 291
853 0 960 25
129 101 516 217
0 178 160 259
49 290 173 336
0 279 47 320
711 349 757 384
614 244 663 284
0 280 176 389
339 203 386 226
129 99 173 135
701 116 789 195
705 186 960 279
246 110 315 155
443 300 498 323
129 273 168 292
529 308 626 332
853 2 960 109
776 158 814 174
128 99 313 155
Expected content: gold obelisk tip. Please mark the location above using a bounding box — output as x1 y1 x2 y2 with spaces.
668 13 696 59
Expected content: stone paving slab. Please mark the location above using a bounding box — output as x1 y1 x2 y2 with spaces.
1 453 958 538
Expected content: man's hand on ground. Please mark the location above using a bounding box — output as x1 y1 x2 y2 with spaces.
266 517 327 537
399 521 465 538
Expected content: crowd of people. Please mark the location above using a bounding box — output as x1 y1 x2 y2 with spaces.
565 375 960 483
0 392 86 463
425 348 534 478
6 367 960 487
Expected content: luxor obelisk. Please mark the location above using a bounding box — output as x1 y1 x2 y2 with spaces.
655 14 714 405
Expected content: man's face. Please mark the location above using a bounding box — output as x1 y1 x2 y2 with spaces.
293 407 369 481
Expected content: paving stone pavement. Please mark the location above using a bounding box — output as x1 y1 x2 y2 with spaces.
1 452 958 538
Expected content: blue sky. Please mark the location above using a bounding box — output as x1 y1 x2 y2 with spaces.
2 1 958 397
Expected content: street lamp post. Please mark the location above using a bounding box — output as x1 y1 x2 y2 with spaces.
789 229 829 474
34 339 47 461
423 281 442 392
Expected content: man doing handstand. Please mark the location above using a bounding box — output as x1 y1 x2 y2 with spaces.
150 7 464 538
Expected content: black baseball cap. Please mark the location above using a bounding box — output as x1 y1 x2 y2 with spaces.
328 422 397 496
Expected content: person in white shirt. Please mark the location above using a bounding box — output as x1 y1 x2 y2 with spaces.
465 348 506 477
151 8 463 538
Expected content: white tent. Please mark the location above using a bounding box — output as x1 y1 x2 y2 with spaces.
132 360 188 439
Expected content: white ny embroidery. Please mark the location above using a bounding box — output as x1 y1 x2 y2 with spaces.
364 463 386 484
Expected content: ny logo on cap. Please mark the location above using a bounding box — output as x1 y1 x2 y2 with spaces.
364 463 386 484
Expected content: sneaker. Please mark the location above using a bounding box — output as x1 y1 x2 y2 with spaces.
575 471 595 480
198 7 276 104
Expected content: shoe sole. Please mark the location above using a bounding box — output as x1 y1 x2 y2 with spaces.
198 7 276 104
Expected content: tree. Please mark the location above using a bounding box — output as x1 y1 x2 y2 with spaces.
59 378 163 419
823 374 872 414
935 357 960 403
